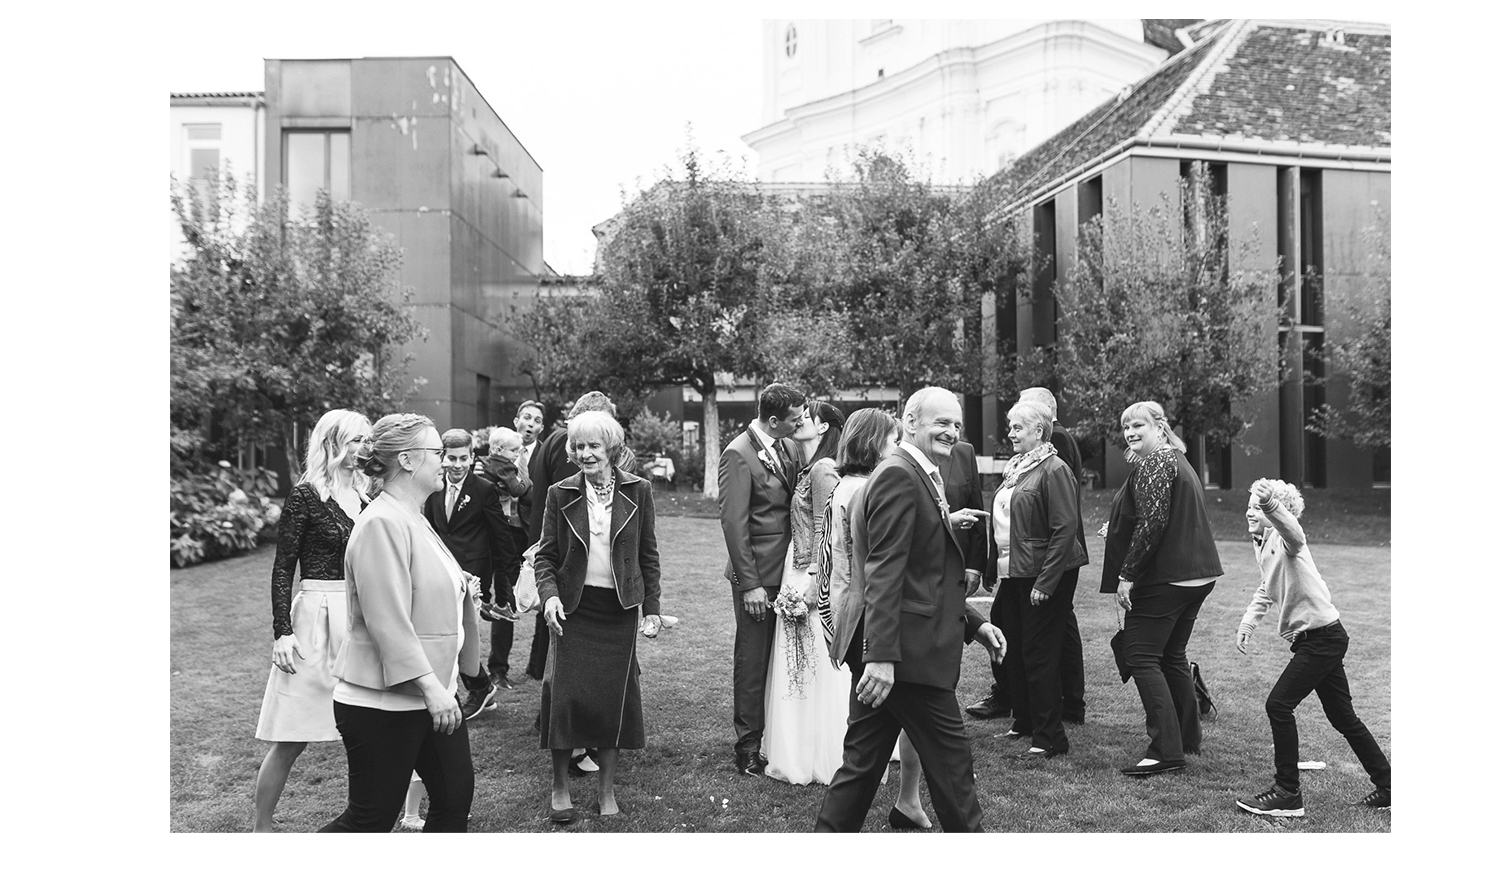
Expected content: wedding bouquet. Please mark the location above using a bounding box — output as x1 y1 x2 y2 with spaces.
774 587 812 698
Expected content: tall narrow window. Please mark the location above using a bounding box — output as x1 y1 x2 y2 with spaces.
184 124 222 201
284 130 351 212
1031 199 1058 347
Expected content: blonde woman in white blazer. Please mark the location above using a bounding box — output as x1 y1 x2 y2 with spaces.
319 413 482 833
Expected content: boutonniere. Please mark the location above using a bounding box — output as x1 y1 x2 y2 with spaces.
456 494 471 513
756 448 774 469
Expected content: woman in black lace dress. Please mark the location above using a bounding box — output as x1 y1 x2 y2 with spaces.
252 409 371 831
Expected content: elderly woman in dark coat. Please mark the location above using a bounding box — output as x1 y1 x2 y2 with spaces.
534 410 662 824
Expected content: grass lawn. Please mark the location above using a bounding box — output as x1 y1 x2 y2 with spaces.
172 505 1390 833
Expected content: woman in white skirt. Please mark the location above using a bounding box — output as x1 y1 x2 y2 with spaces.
252 409 371 832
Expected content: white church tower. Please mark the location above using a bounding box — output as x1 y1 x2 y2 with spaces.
744 19 1173 184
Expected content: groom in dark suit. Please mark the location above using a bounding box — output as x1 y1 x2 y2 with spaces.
423 428 511 720
816 387 1006 832
718 382 807 777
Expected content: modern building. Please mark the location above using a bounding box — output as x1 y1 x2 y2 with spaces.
984 19 1391 489
745 19 1182 185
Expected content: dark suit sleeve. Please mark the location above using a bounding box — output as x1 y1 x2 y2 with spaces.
859 464 914 665
1034 461 1082 597
637 484 661 616
1051 428 1083 483
962 602 987 645
957 444 985 573
718 443 763 592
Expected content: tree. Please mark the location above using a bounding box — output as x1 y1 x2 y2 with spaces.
1050 169 1282 451
515 147 775 499
171 170 426 479
801 149 1016 405
1306 214 1390 449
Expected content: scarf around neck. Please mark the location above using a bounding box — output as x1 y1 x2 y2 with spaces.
1000 442 1057 490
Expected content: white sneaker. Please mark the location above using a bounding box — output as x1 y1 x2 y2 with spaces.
397 816 425 830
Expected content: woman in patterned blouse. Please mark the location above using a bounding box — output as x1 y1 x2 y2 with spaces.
252 409 371 831
1100 401 1223 778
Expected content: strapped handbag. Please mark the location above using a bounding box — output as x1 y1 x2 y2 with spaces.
1191 661 1217 717
1110 605 1131 683
513 542 541 613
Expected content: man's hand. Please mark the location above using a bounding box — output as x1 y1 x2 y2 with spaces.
949 508 989 532
964 569 983 598
855 661 895 708
975 622 1007 664
742 586 769 622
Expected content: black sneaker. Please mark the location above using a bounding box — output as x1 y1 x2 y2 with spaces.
1358 788 1390 810
1235 785 1305 818
964 693 1010 719
460 684 498 721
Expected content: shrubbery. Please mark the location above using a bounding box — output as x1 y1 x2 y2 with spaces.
171 461 282 568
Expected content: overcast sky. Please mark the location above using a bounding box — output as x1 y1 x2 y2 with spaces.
171 11 764 275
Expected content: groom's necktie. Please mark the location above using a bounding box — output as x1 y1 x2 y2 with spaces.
929 469 952 534
772 439 793 477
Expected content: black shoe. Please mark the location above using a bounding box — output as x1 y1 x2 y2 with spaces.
1236 785 1305 817
1020 745 1067 759
964 693 1010 719
1121 760 1186 777
888 807 931 830
1062 710 1085 725
1358 788 1390 810
492 674 517 691
460 684 498 720
735 751 765 777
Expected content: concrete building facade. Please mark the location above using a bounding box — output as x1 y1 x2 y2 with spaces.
260 57 545 431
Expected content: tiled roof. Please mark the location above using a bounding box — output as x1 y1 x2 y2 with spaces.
1141 19 1203 55
1175 25 1390 148
990 19 1390 202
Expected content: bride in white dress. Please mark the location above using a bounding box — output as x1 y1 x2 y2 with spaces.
763 402 849 785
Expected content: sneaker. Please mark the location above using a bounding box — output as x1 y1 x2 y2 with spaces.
1358 788 1390 810
1235 785 1305 817
460 684 498 721
964 693 1010 720
396 816 425 831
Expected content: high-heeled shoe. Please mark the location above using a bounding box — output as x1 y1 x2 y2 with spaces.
888 807 931 830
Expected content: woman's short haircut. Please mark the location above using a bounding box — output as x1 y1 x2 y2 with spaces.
1007 401 1054 443
837 408 898 476
758 383 806 422
360 413 436 484
1119 400 1188 454
565 410 626 467
1250 478 1306 518
1018 386 1058 420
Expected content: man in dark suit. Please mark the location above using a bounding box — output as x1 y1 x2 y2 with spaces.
718 382 806 777
423 428 511 720
966 387 1089 723
815 387 1007 833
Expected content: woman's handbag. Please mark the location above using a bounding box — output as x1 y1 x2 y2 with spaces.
1110 606 1131 683
1191 661 1217 717
514 543 541 613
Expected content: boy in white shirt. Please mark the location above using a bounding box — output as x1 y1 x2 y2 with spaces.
1233 478 1391 817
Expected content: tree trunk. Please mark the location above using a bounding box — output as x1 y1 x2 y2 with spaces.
701 379 721 501
282 418 302 485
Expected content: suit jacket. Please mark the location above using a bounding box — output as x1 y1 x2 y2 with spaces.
527 426 575 545
533 469 662 616
718 426 799 593
936 440 987 573
335 493 481 696
838 447 985 689
423 472 507 597
1051 424 1084 491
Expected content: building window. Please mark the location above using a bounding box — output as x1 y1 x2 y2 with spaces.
1298 169 1324 327
785 24 798 58
185 124 222 180
1031 199 1058 348
284 130 351 212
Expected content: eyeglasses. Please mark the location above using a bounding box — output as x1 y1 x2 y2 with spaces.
406 446 446 458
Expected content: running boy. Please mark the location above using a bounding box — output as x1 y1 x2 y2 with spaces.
1233 478 1391 817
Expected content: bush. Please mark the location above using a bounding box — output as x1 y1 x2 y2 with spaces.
626 409 683 460
676 444 706 491
171 461 281 567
